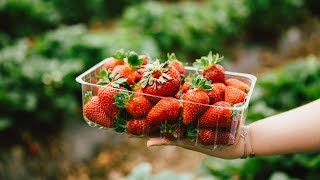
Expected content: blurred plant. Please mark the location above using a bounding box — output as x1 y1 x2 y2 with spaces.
121 0 249 60
0 40 83 134
51 0 146 24
244 0 305 41
0 0 61 38
33 25 160 69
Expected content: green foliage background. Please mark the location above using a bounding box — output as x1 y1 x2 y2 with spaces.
0 0 319 178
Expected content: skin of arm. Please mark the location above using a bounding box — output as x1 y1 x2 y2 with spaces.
147 99 320 159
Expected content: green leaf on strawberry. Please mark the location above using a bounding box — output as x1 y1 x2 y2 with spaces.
113 49 126 60
114 117 127 133
193 51 224 69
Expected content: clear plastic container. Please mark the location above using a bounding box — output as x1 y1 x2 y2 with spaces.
76 58 257 150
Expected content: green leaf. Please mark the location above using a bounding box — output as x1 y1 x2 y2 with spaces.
114 91 134 108
84 91 93 104
127 51 143 69
112 49 126 60
114 117 127 133
167 53 177 61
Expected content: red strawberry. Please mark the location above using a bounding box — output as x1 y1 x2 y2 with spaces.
226 78 250 92
161 122 185 141
181 82 191 93
199 129 235 145
193 52 225 83
97 85 120 119
104 49 126 70
182 74 211 125
83 95 114 128
139 55 149 65
167 53 185 74
198 101 232 128
112 51 144 85
214 82 226 99
104 57 124 71
114 90 153 118
112 65 137 85
225 86 247 104
141 60 181 102
127 118 150 135
207 83 226 104
146 97 181 126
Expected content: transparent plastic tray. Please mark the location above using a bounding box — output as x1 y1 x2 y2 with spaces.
76 58 256 149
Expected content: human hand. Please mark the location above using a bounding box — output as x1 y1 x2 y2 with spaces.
146 132 245 160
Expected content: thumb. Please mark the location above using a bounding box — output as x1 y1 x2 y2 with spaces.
147 138 172 147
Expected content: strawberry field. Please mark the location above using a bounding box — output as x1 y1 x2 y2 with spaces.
1 0 320 179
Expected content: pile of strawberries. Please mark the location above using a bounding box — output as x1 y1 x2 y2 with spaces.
83 50 250 146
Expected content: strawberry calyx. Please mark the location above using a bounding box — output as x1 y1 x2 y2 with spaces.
114 91 134 109
160 122 178 138
96 69 128 88
140 60 173 89
84 91 93 104
167 53 177 61
186 125 198 142
193 51 224 70
114 117 127 133
126 51 143 70
112 49 126 61
189 73 212 91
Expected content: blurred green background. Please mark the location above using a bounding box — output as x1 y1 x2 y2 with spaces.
0 0 320 179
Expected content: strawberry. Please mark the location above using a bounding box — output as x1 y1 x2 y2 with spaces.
104 49 127 70
141 60 181 102
83 94 114 128
193 51 225 83
160 122 185 141
225 86 247 104
226 78 250 92
198 101 232 128
127 118 150 135
207 83 225 104
198 129 235 145
146 97 181 126
139 55 149 65
114 117 149 135
181 81 191 93
167 53 185 74
97 85 121 119
112 51 144 85
96 70 127 119
182 74 211 125
114 90 153 118
214 82 226 99
104 57 124 71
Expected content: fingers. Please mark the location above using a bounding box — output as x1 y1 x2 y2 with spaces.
147 138 172 147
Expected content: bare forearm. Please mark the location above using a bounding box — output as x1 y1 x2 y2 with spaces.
249 99 320 156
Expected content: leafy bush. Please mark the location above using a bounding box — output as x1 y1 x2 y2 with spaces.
0 41 83 133
33 25 160 69
0 0 61 38
51 0 146 24
121 0 249 60
244 0 305 41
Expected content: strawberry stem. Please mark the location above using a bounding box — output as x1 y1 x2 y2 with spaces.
84 91 93 104
113 49 126 61
114 91 134 108
189 73 212 91
186 125 198 142
127 51 143 69
193 51 224 69
114 117 127 133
